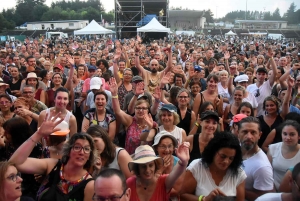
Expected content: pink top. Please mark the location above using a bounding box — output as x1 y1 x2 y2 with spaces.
126 175 170 201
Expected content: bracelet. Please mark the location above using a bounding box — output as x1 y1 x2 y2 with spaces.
178 160 186 166
195 122 200 127
142 129 150 133
113 60 118 63
112 95 118 99
296 95 300 99
155 99 160 103
199 195 204 201
27 137 37 144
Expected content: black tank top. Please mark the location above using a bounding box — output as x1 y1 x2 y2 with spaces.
189 133 202 165
177 107 192 135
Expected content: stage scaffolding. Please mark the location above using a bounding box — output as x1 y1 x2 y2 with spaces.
115 0 169 39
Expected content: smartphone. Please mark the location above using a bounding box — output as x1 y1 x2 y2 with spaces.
213 196 236 201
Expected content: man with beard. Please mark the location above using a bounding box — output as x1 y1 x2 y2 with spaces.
238 116 274 201
135 45 172 93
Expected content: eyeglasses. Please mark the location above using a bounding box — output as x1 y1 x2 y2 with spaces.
123 74 133 77
0 101 11 105
294 180 300 192
158 144 174 150
92 189 127 201
151 64 158 66
255 88 260 97
217 152 235 161
178 96 189 99
7 172 21 182
72 145 91 154
135 107 148 111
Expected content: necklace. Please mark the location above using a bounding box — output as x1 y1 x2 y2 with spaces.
137 178 149 190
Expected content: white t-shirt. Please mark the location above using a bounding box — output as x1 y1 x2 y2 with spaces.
255 193 282 201
187 159 246 197
218 82 230 111
247 80 272 116
243 92 258 109
158 125 184 144
269 142 300 190
242 149 274 191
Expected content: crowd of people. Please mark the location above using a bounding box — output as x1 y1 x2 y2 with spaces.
0 34 300 201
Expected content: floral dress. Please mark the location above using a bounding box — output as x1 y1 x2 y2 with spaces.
84 108 116 132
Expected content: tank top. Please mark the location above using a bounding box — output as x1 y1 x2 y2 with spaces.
189 133 201 164
36 160 93 201
176 107 192 135
108 148 124 170
118 82 132 110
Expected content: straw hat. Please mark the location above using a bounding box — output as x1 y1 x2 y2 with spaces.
128 145 164 172
25 72 38 80
51 117 70 136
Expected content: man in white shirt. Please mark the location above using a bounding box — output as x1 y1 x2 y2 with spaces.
255 162 300 201
238 116 274 201
247 53 277 116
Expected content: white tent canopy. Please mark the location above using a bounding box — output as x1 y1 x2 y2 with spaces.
225 30 237 36
137 18 171 33
74 20 113 35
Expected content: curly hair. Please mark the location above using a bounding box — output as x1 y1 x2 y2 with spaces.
201 131 243 176
86 125 116 167
61 132 96 170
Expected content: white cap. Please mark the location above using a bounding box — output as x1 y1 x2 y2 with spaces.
234 74 249 83
90 77 102 90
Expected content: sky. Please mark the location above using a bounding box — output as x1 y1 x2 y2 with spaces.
0 0 298 18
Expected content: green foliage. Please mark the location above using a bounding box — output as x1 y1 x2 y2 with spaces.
283 3 298 24
0 0 114 27
272 8 281 20
204 9 214 23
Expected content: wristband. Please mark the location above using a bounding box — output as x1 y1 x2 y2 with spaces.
113 60 118 63
296 94 300 99
199 195 204 201
112 95 118 99
142 129 150 133
155 99 160 103
195 122 200 127
27 137 37 144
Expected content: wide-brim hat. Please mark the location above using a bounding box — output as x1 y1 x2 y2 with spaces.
128 145 164 172
51 118 70 136
25 72 38 80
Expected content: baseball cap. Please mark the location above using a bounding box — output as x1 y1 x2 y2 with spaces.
90 77 102 90
234 74 249 83
233 114 247 123
239 51 246 55
256 67 268 74
161 104 177 113
137 94 148 100
53 64 64 71
200 111 219 121
88 65 97 71
132 76 143 83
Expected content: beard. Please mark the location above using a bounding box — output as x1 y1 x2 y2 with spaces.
242 140 256 151
151 68 157 73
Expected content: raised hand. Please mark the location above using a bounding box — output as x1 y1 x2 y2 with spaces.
114 48 122 60
161 72 171 85
224 51 230 60
134 82 145 95
152 86 161 101
175 142 190 165
109 77 118 95
143 113 154 129
38 113 64 137
266 47 274 58
287 76 295 88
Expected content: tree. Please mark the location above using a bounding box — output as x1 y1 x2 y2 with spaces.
15 0 47 25
204 9 214 23
284 2 297 24
263 11 272 20
272 8 281 20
